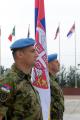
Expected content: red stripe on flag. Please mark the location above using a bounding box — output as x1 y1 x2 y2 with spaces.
35 0 39 8
38 0 45 20
8 34 12 41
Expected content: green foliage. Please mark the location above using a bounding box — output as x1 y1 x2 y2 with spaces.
0 66 5 75
0 66 10 77
57 66 80 88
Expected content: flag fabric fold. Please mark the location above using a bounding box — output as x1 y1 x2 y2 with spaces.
27 24 30 38
8 26 15 41
67 23 75 37
54 26 59 39
32 0 51 120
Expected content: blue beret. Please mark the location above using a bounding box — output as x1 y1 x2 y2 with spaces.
48 54 57 62
10 38 35 50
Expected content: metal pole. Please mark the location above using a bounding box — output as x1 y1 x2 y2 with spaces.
0 27 1 75
74 22 77 88
59 23 60 64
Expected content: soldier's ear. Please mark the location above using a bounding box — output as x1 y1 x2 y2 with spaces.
16 50 24 58
48 63 51 70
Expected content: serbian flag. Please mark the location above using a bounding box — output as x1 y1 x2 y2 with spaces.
8 26 15 41
31 0 51 120
67 23 75 37
54 26 59 39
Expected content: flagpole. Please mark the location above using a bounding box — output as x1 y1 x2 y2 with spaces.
14 25 16 41
74 22 77 88
0 26 1 74
59 23 60 63
0 27 1 66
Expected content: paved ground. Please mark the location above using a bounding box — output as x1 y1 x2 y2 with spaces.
63 96 80 120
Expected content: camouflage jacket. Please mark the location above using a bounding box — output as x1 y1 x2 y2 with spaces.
0 64 43 120
50 74 64 120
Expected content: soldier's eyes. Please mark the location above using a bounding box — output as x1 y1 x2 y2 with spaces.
31 49 36 53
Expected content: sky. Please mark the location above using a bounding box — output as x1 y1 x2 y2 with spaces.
0 0 80 69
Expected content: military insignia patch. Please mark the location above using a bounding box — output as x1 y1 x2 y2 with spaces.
0 84 12 93
0 92 9 102
0 84 12 102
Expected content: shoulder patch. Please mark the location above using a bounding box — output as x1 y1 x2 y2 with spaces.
0 84 12 102
0 92 9 102
0 84 12 93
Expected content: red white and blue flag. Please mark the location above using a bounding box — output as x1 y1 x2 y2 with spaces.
67 23 75 37
0 84 12 93
32 0 51 120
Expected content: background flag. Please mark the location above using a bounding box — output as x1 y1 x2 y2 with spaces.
32 0 51 120
54 26 59 39
8 26 15 41
27 24 30 38
67 23 75 37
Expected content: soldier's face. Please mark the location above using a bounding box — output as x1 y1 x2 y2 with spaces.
21 46 38 66
49 60 60 74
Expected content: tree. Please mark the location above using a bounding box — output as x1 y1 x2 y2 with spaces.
67 66 76 87
57 65 80 88
57 65 67 88
0 66 5 75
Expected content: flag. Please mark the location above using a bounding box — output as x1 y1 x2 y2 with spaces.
32 0 51 120
8 26 15 41
54 26 59 39
27 24 30 38
67 23 75 37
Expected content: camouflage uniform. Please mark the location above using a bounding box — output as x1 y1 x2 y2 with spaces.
0 64 43 120
50 74 64 120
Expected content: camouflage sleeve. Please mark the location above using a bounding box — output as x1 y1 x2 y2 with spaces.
0 105 8 117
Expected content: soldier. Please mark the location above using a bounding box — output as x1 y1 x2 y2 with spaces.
48 53 64 120
0 38 43 120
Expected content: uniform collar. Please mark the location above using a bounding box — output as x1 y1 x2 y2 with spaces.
11 63 31 80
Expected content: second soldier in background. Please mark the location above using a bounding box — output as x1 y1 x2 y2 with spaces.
48 53 64 120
